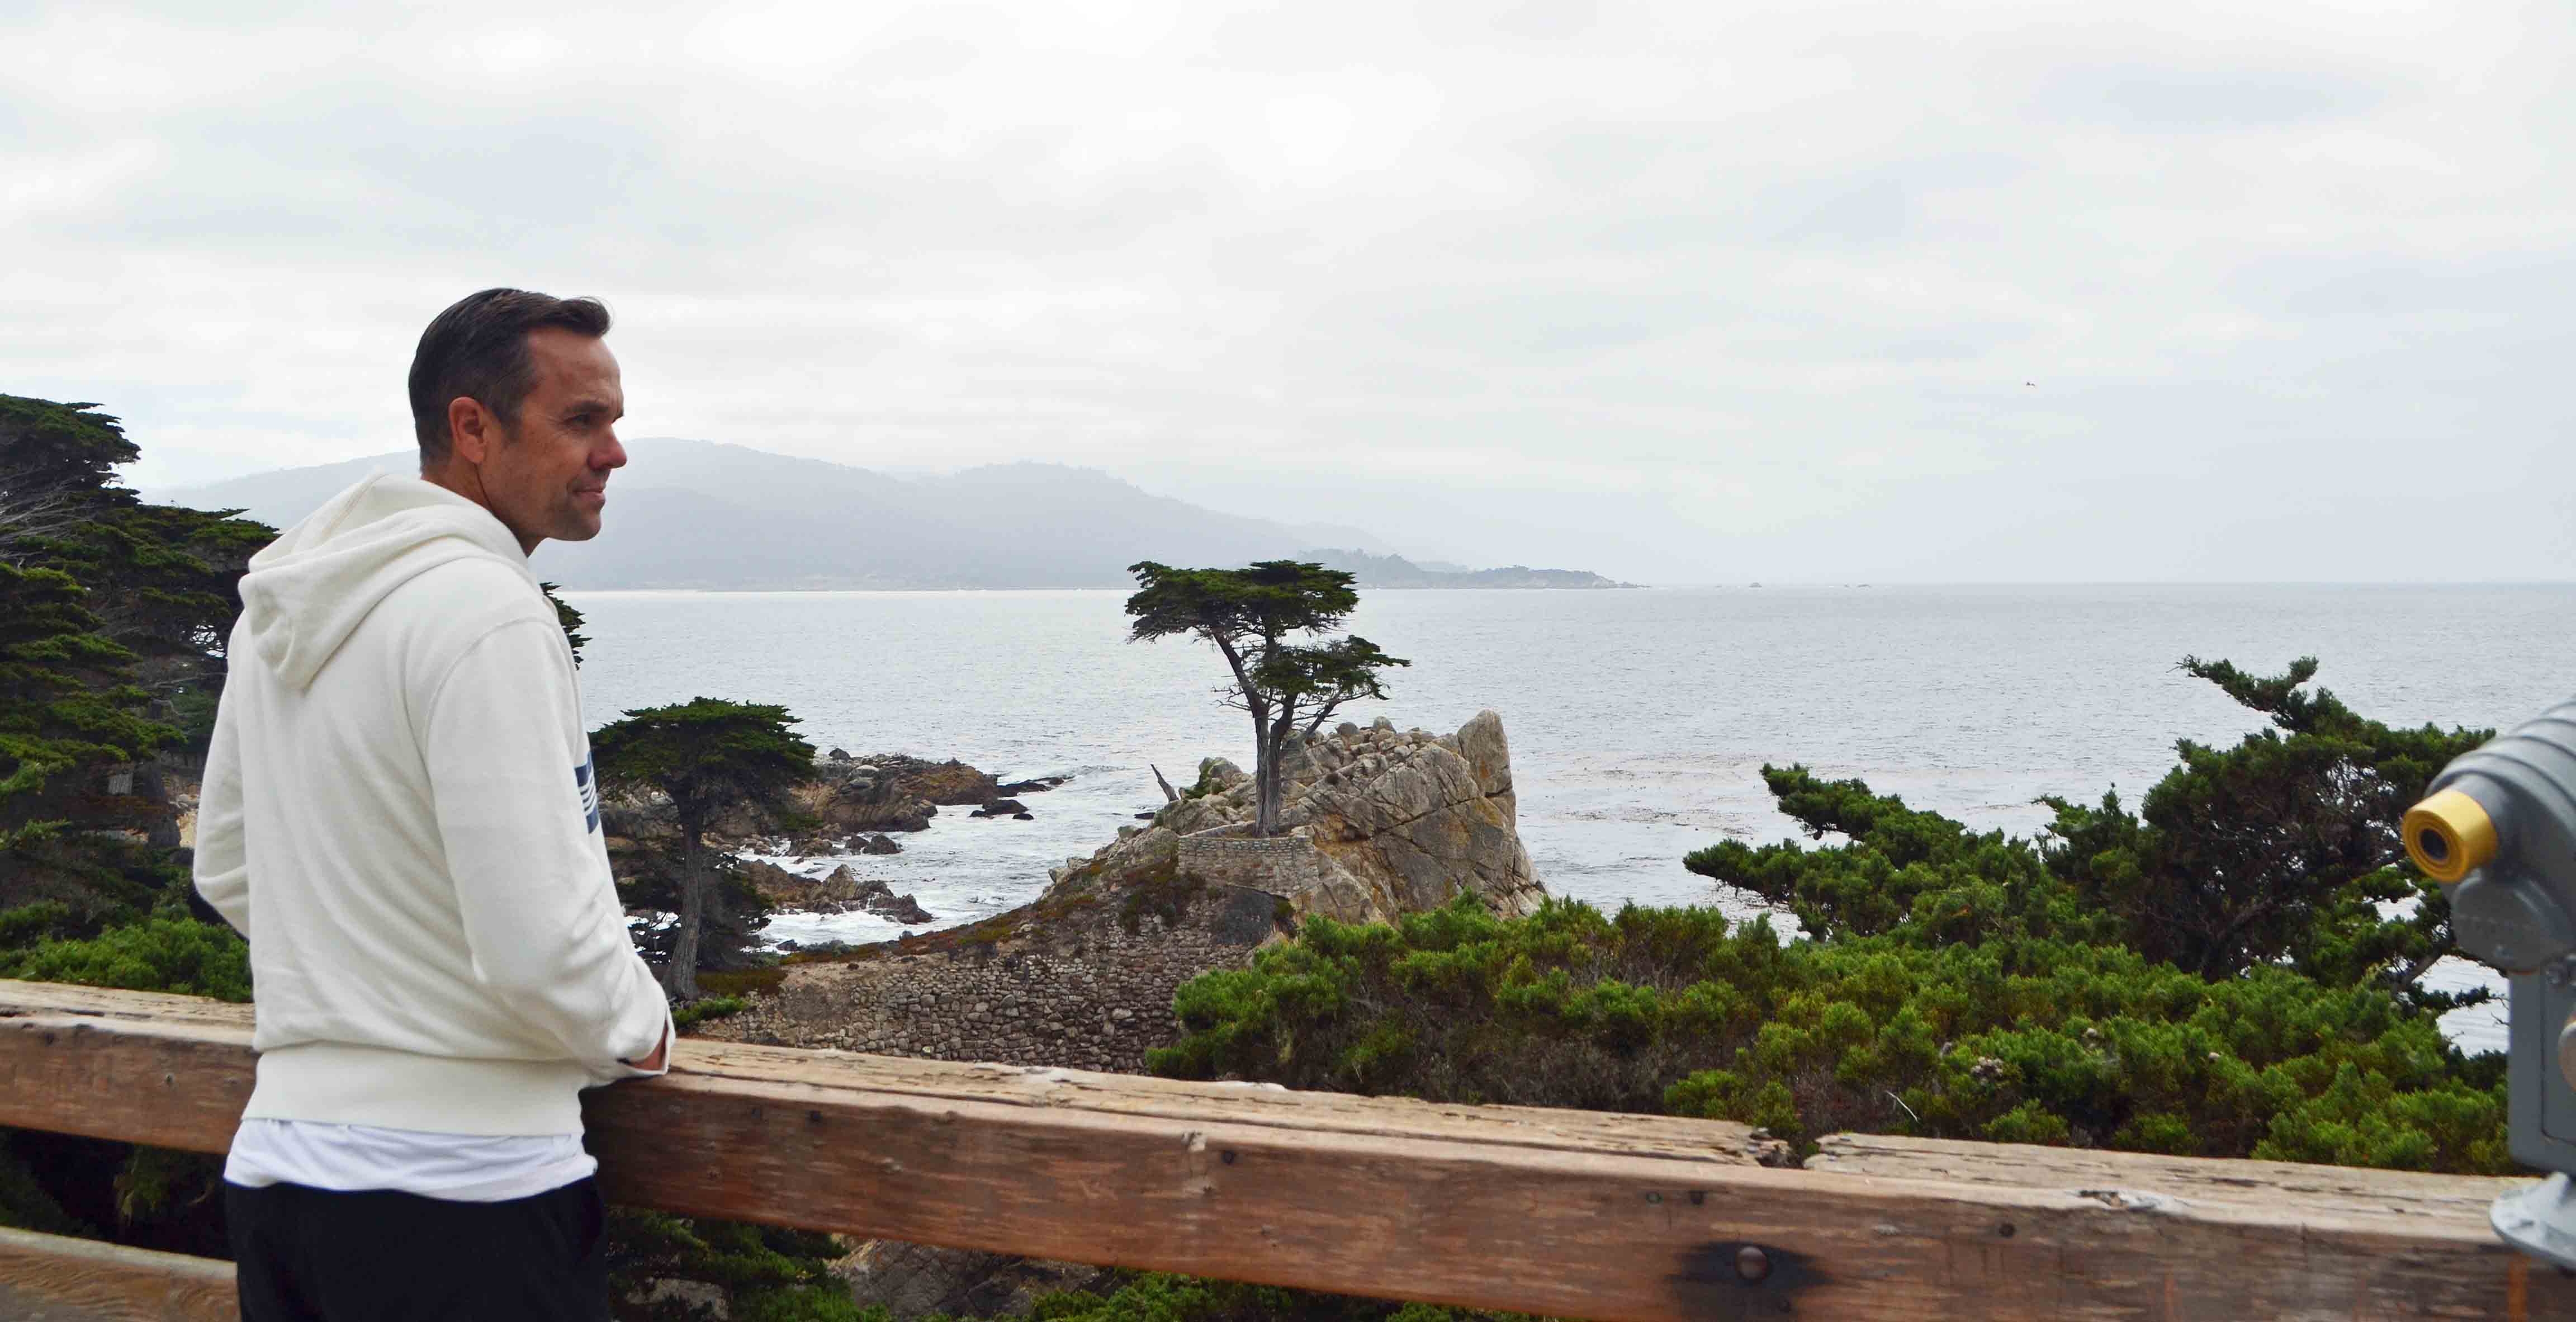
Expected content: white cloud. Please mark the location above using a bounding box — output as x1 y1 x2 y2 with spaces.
8 0 2575 580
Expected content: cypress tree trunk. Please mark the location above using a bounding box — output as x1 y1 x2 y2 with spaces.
136 760 180 850
1256 729 1281 837
668 827 705 1000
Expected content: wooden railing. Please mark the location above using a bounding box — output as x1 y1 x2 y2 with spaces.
0 979 2568 1321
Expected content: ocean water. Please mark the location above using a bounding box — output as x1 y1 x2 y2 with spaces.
563 583 2576 1052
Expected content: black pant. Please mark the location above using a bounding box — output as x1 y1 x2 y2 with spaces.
225 1177 610 1321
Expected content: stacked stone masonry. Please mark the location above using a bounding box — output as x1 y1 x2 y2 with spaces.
1175 834 1322 894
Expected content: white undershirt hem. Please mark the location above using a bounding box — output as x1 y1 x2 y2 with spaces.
224 1118 596 1203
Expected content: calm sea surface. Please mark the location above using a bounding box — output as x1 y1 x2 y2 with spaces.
562 584 2576 1051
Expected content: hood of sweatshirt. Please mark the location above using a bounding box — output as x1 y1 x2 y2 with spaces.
239 474 538 690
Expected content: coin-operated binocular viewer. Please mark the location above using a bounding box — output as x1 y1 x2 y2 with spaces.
2406 702 2576 1266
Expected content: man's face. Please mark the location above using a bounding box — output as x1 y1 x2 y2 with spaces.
477 327 626 551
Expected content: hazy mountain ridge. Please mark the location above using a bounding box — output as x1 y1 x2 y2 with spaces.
1304 548 1633 589
154 440 1628 590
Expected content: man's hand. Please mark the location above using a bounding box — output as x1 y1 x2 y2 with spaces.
623 1026 670 1073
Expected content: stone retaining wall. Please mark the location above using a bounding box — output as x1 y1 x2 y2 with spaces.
1176 833 1320 894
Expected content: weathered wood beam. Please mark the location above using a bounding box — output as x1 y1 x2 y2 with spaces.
2 980 2570 1321
1808 1131 2515 1224
0 1226 236 1322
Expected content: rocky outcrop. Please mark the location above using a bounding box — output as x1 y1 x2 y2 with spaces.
791 758 937 840
611 753 1038 855
869 756 998 806
1050 711 1543 927
737 861 934 924
774 754 1025 849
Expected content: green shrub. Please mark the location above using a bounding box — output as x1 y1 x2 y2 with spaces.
673 995 747 1028
0 915 249 1003
606 1211 870 1320
1153 894 2507 1172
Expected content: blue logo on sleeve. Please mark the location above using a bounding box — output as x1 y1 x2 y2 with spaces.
575 756 601 833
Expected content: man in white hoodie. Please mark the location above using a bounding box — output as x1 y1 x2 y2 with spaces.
195 288 672 1321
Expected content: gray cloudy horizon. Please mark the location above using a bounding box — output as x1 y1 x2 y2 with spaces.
8 1 2574 584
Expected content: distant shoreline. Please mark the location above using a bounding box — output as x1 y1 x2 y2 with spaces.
544 582 1656 594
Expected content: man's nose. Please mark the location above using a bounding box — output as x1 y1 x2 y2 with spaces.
598 432 627 471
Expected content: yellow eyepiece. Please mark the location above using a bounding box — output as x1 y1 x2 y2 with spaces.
2404 789 2497 884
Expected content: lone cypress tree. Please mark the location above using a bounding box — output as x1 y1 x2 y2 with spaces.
591 698 813 999
1124 560 1409 837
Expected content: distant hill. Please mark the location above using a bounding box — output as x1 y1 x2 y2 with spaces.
1304 549 1632 589
155 440 1627 591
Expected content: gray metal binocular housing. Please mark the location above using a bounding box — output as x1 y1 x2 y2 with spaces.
2406 701 2576 1266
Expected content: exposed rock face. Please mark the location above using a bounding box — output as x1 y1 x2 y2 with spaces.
794 759 936 838
1054 711 1543 926
782 754 1008 847
738 860 934 924
874 757 1000 807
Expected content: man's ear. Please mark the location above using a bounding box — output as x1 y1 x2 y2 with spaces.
447 396 497 466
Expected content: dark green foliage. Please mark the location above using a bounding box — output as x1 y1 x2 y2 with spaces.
1155 894 2506 1172
3 397 267 773
605 1211 869 1320
1125 561 1408 836
1677 766 2101 947
0 396 140 544
0 561 173 855
543 582 589 666
671 994 747 1028
0 915 250 1003
594 698 816 999
1157 662 2512 1177
0 394 267 1254
1688 658 2485 990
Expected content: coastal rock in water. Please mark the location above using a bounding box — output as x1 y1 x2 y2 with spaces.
883 758 1000 807
736 860 933 922
797 758 939 835
1061 711 1543 928
737 859 863 911
858 833 902 856
865 886 935 924
970 798 1030 819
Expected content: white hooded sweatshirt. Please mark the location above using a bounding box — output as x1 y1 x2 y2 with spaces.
194 474 669 1138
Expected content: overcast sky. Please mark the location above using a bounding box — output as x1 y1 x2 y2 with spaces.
8 1 2574 582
